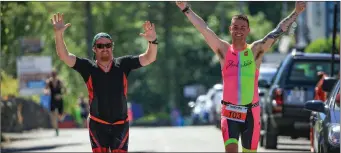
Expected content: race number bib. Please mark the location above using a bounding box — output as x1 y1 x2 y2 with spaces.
222 104 248 123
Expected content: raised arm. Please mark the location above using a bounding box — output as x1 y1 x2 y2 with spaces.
138 21 158 66
51 13 76 67
175 1 228 59
251 1 306 53
43 79 50 95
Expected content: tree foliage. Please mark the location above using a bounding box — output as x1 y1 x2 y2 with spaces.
304 35 340 53
1 1 282 115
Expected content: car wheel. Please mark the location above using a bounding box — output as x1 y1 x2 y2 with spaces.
264 117 277 149
192 117 199 125
318 141 324 153
260 118 264 147
260 134 264 147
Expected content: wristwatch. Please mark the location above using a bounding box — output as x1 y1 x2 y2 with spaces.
182 5 190 14
149 38 158 44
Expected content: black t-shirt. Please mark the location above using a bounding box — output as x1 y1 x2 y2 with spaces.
48 79 63 102
72 55 142 123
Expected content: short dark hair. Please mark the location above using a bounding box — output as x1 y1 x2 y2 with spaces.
231 14 249 27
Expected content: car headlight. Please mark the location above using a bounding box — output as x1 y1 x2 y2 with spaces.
328 123 340 146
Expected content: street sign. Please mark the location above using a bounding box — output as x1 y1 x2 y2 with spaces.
16 56 52 96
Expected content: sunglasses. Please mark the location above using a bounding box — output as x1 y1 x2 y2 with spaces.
95 43 112 49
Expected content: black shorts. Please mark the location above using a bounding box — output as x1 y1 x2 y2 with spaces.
87 117 129 152
50 100 63 115
221 101 260 151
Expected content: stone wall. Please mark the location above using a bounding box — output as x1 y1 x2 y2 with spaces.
1 98 51 133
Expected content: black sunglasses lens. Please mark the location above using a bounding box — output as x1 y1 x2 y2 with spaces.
96 43 112 48
96 44 104 48
105 43 112 48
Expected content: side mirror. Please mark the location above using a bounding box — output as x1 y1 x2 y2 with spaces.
259 79 270 88
259 92 265 96
322 77 338 92
304 100 326 113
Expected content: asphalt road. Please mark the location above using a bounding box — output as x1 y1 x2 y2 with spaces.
2 126 310 152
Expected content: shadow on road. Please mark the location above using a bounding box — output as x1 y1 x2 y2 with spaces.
133 150 155 152
275 147 310 152
278 142 310 146
1 142 84 153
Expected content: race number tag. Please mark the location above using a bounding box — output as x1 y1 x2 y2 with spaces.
222 104 248 123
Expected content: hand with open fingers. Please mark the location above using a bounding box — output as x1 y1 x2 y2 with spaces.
139 21 157 42
295 1 306 14
50 12 71 33
175 1 188 10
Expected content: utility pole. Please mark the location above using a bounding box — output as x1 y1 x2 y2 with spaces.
85 2 94 59
220 5 226 34
330 2 338 77
239 2 244 14
282 1 288 18
162 2 175 111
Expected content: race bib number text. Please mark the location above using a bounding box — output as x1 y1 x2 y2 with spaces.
222 104 248 123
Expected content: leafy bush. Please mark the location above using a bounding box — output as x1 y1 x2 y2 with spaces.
305 35 340 53
1 70 19 98
134 111 170 124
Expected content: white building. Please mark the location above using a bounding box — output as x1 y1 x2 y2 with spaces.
298 1 340 47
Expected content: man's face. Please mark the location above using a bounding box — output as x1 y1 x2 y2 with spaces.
93 38 113 62
229 19 250 41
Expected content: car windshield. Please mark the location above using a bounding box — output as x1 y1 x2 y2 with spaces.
288 59 340 84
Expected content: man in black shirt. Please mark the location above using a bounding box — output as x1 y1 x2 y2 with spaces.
50 13 158 152
44 70 66 136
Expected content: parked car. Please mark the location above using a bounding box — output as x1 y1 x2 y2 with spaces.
258 64 278 93
305 80 340 153
188 83 223 126
260 50 340 149
309 76 338 152
258 64 278 116
190 94 210 125
212 88 223 128
202 83 223 125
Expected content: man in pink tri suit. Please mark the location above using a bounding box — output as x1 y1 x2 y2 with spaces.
176 1 306 152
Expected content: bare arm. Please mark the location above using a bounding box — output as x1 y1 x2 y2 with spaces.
55 33 76 67
251 11 298 53
138 21 158 66
43 79 50 95
176 2 228 59
51 13 76 67
139 42 157 66
251 2 306 54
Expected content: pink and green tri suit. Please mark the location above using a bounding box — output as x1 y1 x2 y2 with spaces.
220 44 261 152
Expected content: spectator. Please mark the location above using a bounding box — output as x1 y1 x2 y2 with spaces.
78 93 89 127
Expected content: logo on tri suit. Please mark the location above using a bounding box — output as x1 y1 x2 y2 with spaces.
244 51 248 56
229 105 243 110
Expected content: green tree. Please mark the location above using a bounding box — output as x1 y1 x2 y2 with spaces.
248 1 296 25
1 1 281 117
304 35 340 53
1 70 19 97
